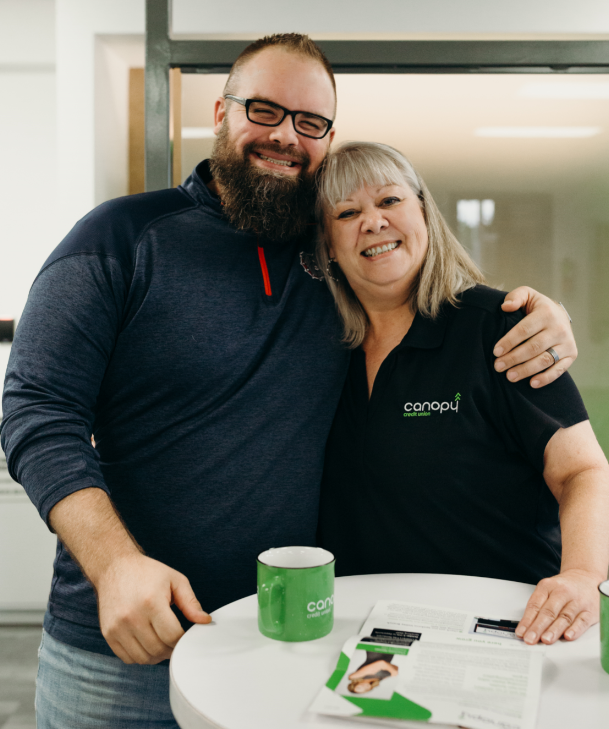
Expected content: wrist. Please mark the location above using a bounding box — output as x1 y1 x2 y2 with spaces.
559 566 607 583
88 541 144 591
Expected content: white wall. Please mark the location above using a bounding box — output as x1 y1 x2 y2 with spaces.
56 0 145 237
0 0 59 614
95 35 145 205
0 0 57 400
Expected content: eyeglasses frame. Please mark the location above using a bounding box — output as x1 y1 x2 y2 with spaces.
224 95 334 140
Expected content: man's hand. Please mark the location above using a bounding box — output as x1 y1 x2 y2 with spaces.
48 488 211 666
96 553 211 665
493 286 576 388
515 568 602 645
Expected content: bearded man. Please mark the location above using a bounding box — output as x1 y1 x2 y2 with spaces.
1 34 577 728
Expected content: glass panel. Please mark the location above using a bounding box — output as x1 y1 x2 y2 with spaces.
181 73 609 455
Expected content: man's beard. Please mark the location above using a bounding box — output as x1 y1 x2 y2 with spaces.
209 122 318 242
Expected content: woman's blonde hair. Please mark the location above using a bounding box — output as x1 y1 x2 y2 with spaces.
315 142 486 348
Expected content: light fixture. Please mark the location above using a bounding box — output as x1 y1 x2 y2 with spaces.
519 82 609 99
181 127 216 139
475 127 601 138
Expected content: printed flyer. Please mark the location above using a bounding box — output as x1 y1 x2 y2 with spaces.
309 601 544 729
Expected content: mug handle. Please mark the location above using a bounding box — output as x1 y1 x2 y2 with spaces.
259 575 284 635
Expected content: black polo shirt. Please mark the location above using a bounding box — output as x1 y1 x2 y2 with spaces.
318 285 588 585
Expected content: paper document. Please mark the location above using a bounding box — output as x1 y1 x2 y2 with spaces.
310 601 544 729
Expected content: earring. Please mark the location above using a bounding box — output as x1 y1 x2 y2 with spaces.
325 258 339 282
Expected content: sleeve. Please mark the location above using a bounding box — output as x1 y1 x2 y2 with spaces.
488 309 589 473
0 253 130 526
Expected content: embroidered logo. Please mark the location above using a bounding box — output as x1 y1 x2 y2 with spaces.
404 393 462 417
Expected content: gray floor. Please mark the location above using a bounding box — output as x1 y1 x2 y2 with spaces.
0 626 40 729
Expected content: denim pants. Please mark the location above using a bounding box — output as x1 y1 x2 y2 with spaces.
36 629 180 728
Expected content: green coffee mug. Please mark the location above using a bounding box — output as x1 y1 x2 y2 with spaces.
257 546 335 642
599 580 609 674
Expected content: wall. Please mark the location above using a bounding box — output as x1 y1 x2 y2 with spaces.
0 0 58 388
0 0 59 614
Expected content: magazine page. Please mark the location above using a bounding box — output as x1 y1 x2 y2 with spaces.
310 601 544 729
361 601 523 642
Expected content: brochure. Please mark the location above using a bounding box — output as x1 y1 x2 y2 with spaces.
310 601 544 729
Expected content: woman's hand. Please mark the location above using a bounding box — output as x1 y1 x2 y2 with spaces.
493 286 576 388
516 568 603 645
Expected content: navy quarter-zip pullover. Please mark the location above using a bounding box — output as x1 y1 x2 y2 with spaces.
1 161 350 655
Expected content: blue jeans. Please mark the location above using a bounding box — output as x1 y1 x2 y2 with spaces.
36 629 180 728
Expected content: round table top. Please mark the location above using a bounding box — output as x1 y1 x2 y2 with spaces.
169 573 609 729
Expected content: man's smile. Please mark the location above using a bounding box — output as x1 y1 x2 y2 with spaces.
258 153 296 167
251 149 304 173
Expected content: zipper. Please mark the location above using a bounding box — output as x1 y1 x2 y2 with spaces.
257 240 272 297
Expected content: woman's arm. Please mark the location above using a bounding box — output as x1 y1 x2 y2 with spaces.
516 421 609 644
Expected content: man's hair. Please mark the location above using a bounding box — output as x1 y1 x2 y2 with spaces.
224 33 336 113
316 142 486 348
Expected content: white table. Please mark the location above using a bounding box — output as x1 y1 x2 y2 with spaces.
170 573 609 729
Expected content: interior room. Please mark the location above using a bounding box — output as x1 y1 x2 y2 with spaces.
1 1 609 727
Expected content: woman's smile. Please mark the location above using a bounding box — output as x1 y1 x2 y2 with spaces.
361 240 402 258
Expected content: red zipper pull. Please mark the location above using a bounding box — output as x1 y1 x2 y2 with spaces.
257 243 272 297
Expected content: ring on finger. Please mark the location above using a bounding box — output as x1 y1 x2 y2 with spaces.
546 347 560 365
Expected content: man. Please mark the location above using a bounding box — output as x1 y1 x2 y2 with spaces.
1 34 576 727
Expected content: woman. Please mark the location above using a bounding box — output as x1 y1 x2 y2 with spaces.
316 142 609 646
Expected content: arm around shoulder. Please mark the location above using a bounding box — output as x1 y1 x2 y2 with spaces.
493 286 577 388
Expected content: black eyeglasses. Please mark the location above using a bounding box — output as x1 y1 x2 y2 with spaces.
224 95 333 140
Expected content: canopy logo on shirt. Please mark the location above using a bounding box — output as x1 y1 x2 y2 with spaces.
403 393 461 417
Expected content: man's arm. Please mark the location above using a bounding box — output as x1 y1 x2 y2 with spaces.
49 487 210 664
493 287 576 388
1 243 210 666
516 421 609 644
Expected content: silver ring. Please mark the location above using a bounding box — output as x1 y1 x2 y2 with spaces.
546 347 560 365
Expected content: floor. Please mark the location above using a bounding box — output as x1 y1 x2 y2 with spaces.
0 626 40 729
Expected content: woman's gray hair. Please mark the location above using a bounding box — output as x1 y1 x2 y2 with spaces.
315 141 486 348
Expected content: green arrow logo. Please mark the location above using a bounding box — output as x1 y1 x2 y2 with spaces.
346 692 432 721
455 393 461 401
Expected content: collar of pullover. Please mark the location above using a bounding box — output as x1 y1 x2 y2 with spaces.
180 160 224 216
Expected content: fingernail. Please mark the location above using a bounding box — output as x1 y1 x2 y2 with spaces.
524 632 536 644
507 371 518 382
494 346 504 357
531 379 540 388
515 627 525 637
565 630 574 640
495 361 506 372
542 631 553 643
